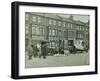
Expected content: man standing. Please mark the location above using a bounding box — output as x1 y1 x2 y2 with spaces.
32 45 38 58
27 44 33 60
41 42 48 59
37 43 41 58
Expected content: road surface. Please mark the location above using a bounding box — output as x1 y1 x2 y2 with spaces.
25 52 89 68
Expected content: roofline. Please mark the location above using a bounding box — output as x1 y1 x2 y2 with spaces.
26 12 89 26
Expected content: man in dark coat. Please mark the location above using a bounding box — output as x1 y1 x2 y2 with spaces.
32 45 38 58
41 42 48 59
27 44 33 60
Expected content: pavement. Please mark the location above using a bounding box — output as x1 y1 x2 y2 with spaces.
25 52 89 68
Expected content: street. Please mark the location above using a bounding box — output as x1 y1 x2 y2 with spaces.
25 52 89 68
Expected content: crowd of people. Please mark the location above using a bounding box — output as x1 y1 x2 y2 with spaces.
27 41 89 60
27 42 48 60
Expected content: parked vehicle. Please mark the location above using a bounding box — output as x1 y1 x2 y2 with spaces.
68 40 88 54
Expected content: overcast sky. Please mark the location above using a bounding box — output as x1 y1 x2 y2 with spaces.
59 14 89 23
73 15 89 23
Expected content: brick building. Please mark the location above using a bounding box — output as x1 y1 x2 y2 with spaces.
25 12 89 54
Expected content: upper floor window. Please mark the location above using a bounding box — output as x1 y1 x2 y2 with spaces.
77 26 80 30
32 16 36 22
25 14 29 20
38 17 41 23
70 24 73 29
58 21 61 26
53 20 56 25
32 25 36 35
32 25 44 36
79 26 82 30
52 29 56 36
82 26 84 31
49 19 52 25
59 30 62 36
25 24 29 34
36 27 40 35
86 27 88 31
39 27 44 36
67 23 70 28
49 29 52 36
63 22 66 27
55 30 58 36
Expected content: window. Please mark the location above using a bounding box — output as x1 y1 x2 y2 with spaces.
25 14 29 20
51 42 55 48
77 25 79 30
36 27 40 35
42 27 45 36
49 19 52 24
58 21 61 26
49 29 52 36
49 29 56 36
77 33 80 38
25 24 29 34
82 27 84 31
86 27 88 31
52 30 55 36
59 30 61 36
38 17 41 23
77 32 83 39
79 34 81 38
32 25 36 35
32 25 44 36
64 31 67 38
79 26 81 30
68 30 75 38
67 23 70 28
55 30 58 36
70 24 73 29
40 27 43 35
32 16 36 22
63 22 66 27
53 20 56 25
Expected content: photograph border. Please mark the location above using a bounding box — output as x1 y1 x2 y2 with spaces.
11 1 98 79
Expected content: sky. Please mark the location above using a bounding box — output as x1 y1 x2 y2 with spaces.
59 14 90 23
72 15 89 23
